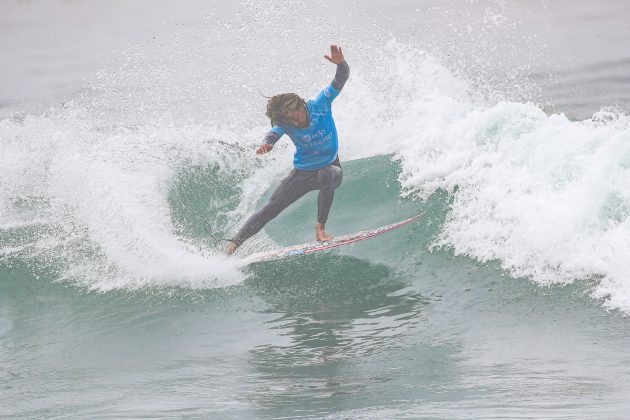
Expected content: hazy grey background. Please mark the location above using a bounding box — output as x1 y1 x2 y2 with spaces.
1 0 629 119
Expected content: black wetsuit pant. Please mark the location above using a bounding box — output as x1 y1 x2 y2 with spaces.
231 160 343 246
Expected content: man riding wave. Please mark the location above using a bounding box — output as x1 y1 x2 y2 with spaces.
225 45 349 255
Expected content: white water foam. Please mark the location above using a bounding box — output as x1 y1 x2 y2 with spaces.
337 41 630 312
3 28 630 311
0 109 254 290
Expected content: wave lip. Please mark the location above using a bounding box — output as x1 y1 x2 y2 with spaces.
388 89 630 311
331 41 630 312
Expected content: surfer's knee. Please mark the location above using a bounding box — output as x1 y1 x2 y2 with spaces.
318 165 339 185
317 166 333 182
318 165 342 189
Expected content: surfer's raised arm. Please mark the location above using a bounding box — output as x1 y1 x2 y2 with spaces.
326 45 349 91
255 45 349 156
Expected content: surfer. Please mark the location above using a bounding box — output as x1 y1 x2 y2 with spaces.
225 45 349 255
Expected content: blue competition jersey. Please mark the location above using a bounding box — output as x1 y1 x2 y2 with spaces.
269 84 341 170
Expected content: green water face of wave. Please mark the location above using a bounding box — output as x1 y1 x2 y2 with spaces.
3 155 630 418
168 154 447 262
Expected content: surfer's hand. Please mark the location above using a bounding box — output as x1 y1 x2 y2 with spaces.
256 144 273 155
324 45 344 65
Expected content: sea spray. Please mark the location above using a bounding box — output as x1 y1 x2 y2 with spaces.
0 111 250 290
3 37 630 313
338 42 630 311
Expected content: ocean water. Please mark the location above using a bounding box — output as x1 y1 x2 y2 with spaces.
2 0 630 418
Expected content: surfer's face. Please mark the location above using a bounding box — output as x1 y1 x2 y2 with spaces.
282 106 308 128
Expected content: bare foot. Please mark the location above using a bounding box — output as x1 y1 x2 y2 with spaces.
225 241 238 255
315 223 333 242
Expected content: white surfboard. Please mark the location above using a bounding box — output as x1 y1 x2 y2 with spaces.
243 214 420 264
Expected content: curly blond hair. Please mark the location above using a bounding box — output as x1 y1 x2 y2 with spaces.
265 93 306 126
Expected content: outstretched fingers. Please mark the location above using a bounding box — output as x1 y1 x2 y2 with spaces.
324 44 344 63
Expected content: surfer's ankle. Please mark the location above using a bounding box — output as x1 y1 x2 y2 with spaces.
225 241 238 255
315 223 333 242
